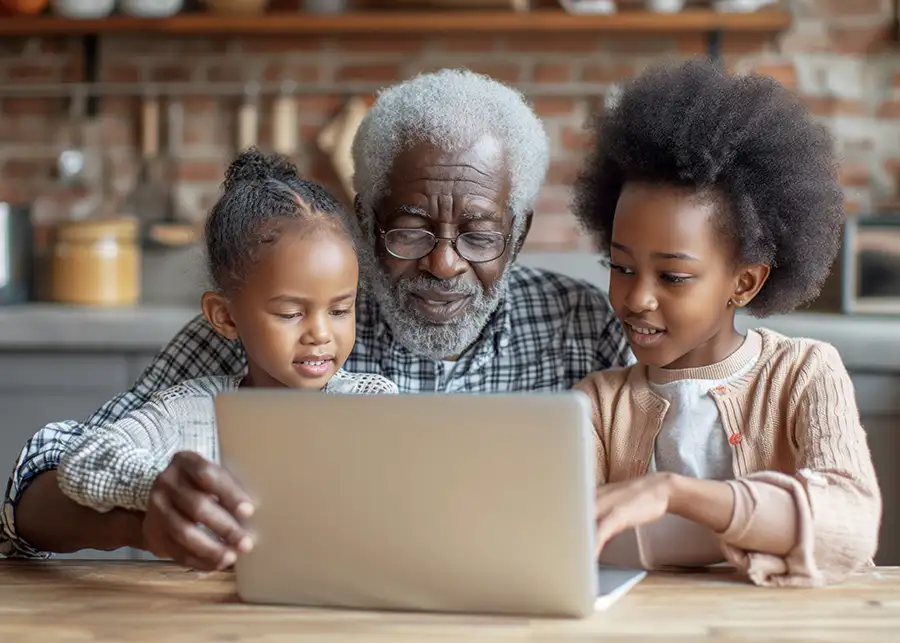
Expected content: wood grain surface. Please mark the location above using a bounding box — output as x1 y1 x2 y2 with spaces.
0 561 897 642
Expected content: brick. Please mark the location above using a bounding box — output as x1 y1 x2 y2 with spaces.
463 63 522 84
39 37 71 56
63 61 83 83
522 213 581 251
751 63 798 89
876 100 900 119
150 64 194 83
1 157 56 181
295 96 343 118
546 160 583 185
101 116 138 148
533 64 571 84
721 34 774 55
5 63 61 83
175 160 226 183
262 63 320 83
102 64 143 83
335 65 400 83
100 97 137 119
504 35 597 54
582 63 636 85
603 36 678 55
341 36 424 54
431 37 498 53
299 124 321 144
531 98 578 118
839 164 872 188
0 182 30 204
184 97 218 116
0 98 57 116
874 198 900 214
827 26 890 54
561 126 593 152
241 36 326 53
813 0 888 19
803 96 868 117
844 197 864 215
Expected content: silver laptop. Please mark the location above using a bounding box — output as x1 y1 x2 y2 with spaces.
215 390 642 618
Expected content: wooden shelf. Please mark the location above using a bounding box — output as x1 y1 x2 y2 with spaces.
0 9 792 36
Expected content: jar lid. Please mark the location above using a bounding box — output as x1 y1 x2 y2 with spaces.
54 217 139 243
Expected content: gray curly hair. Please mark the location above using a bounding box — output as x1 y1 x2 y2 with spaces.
351 68 550 240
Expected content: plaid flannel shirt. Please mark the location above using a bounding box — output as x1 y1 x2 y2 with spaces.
1 264 630 557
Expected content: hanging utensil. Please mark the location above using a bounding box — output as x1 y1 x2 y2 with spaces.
272 80 299 158
57 87 87 191
146 98 199 248
123 91 169 238
237 81 260 152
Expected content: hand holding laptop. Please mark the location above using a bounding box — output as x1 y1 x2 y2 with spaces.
139 451 256 571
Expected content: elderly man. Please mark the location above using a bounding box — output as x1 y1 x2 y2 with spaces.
1 69 628 568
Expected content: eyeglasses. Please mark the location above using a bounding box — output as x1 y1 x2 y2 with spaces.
377 226 511 264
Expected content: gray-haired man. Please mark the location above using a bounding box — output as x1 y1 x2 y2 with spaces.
2 70 629 569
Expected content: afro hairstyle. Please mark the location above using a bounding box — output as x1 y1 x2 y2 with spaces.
573 57 845 317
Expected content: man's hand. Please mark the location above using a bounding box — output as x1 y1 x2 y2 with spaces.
594 473 674 556
141 451 256 571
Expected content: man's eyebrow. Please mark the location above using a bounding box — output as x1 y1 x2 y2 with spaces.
394 205 430 217
462 211 501 221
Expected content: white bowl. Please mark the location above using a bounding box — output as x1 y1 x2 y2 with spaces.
52 0 115 17
120 0 183 16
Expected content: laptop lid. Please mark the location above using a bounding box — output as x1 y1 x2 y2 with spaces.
215 391 598 618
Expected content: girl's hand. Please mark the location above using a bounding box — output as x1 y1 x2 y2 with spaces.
140 451 256 571
594 473 675 556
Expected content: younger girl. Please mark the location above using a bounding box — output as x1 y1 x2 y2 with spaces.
57 149 397 540
573 58 881 587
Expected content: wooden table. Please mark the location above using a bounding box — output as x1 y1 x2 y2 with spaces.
1 561 897 642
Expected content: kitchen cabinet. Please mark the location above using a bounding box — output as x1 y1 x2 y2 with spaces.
0 351 159 561
851 373 900 566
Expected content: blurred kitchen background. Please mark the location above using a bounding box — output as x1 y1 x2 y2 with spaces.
1 0 899 562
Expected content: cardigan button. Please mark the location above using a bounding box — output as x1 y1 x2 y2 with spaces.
728 433 743 446
713 385 727 394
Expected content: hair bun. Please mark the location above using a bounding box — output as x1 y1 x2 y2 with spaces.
223 147 298 190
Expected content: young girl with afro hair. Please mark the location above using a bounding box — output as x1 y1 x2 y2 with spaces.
573 58 881 587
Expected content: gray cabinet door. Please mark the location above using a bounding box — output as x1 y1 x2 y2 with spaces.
0 353 137 560
851 372 900 566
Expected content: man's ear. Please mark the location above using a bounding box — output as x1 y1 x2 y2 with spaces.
201 291 239 341
511 210 533 260
728 264 770 309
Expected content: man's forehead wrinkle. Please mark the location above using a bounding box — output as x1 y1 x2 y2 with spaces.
399 177 498 187
421 163 493 178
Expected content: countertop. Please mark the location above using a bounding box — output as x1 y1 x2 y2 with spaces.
0 561 896 642
0 303 897 371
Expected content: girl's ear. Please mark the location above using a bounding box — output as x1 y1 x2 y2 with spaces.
729 264 770 308
201 291 239 340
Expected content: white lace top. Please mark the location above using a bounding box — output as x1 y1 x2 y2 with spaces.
57 369 398 513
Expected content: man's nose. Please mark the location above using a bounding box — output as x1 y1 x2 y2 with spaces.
418 224 468 281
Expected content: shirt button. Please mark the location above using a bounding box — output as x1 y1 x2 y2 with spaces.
729 433 743 446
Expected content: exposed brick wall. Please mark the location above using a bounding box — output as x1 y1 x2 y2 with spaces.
0 0 897 254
